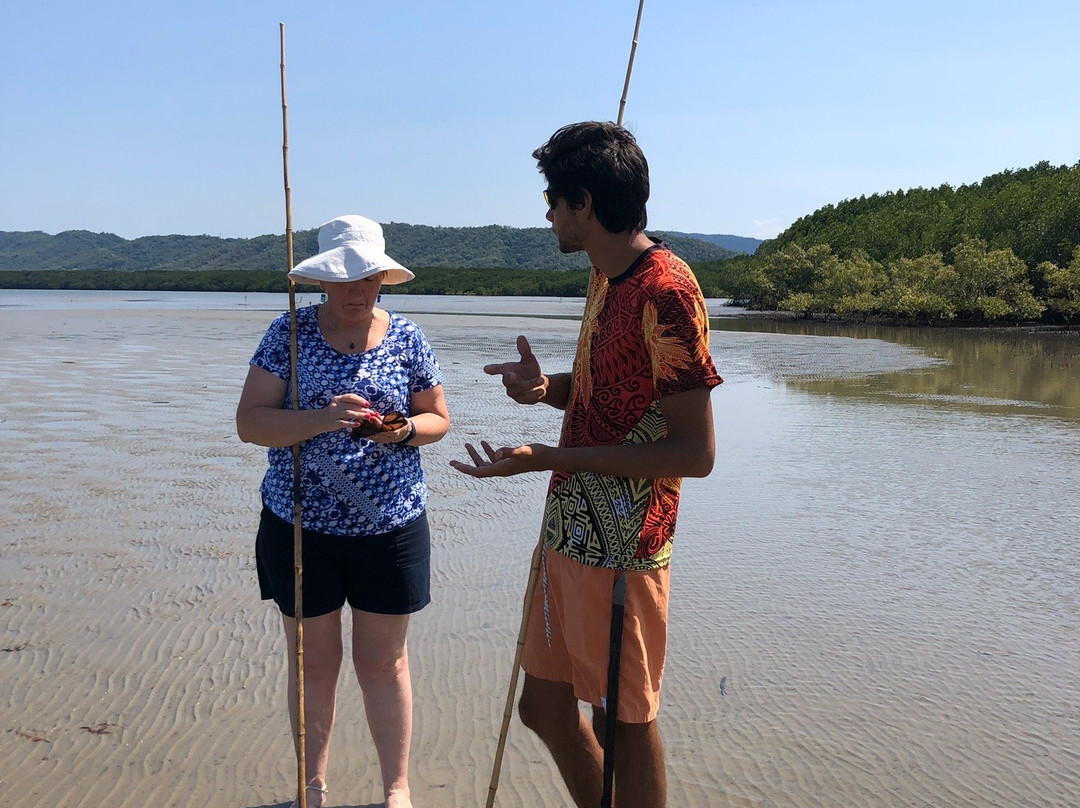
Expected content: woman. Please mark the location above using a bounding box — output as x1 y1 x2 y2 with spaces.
236 215 450 808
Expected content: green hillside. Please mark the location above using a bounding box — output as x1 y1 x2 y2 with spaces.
709 160 1080 323
663 231 762 255
7 160 1079 325
764 160 1080 268
0 224 736 274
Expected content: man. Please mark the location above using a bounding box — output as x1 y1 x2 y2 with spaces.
451 121 722 808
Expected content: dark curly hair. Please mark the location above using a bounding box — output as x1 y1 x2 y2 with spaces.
533 121 649 234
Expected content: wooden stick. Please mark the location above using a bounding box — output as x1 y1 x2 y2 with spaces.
617 0 646 126
486 292 597 807
487 5 647 803
485 541 543 808
279 22 307 808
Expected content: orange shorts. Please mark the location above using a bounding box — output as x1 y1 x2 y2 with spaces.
521 545 670 723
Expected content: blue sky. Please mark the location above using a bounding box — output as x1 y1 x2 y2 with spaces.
3 1 1079 241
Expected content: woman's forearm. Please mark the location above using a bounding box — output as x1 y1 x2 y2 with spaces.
236 405 337 447
405 411 451 447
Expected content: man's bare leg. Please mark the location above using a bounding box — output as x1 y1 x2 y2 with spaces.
519 674 604 808
592 706 666 808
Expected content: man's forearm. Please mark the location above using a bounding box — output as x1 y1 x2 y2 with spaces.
542 372 572 410
534 436 714 480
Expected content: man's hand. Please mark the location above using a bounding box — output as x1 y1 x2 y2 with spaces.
449 440 549 478
484 335 548 405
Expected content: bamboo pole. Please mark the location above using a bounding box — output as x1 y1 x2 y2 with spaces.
616 0 646 126
484 542 543 808
279 22 307 808
484 313 595 808
485 6 647 806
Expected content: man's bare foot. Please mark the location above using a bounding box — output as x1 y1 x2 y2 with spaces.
385 785 412 808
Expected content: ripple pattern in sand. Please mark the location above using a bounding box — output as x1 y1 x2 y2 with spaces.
0 304 1077 807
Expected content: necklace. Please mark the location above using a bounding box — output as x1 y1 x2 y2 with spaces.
320 309 361 351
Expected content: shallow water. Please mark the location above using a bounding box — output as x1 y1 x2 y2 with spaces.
0 291 1076 807
421 306 1080 808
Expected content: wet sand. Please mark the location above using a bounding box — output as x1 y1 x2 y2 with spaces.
0 298 1077 807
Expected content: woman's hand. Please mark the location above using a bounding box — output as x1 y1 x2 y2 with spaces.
328 393 380 432
238 367 377 447
364 413 413 444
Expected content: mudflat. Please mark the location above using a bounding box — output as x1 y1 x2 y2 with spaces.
1 298 1076 807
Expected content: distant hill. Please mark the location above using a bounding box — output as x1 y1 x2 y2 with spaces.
718 159 1080 323
763 160 1080 269
0 224 741 273
662 231 762 255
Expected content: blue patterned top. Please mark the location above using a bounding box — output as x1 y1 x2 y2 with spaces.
251 305 444 536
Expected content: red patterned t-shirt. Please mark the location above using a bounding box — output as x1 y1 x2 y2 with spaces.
542 243 723 571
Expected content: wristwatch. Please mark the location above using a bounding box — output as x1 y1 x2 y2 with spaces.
396 418 417 445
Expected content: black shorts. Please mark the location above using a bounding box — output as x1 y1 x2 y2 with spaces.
255 506 431 618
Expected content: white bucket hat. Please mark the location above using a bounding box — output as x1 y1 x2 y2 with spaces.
288 215 415 285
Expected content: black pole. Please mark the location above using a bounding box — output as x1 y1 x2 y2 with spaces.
604 3 643 803
601 571 628 808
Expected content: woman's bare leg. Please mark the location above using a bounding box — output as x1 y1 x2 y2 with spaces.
351 609 413 808
283 609 344 808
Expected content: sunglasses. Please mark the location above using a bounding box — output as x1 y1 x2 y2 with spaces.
350 410 408 440
543 189 558 208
